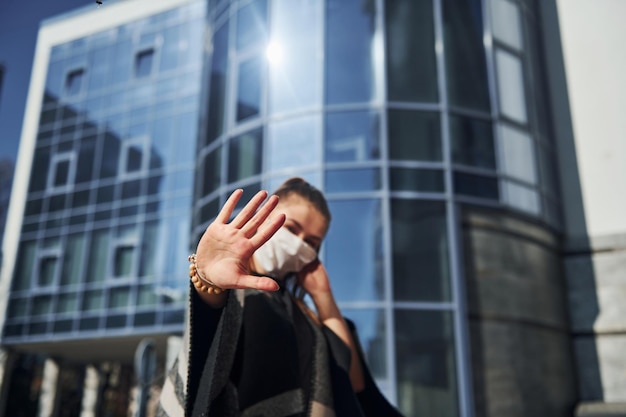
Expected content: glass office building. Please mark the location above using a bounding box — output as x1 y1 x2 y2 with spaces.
0 0 206 414
0 0 578 416
193 0 571 416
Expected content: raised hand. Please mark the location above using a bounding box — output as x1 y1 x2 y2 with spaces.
297 259 333 299
195 189 286 295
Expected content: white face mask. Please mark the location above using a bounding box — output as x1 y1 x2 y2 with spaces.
253 227 318 279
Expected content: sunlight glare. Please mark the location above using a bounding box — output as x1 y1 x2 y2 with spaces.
266 41 283 66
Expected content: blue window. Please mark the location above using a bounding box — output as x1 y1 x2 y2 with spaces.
65 68 85 96
135 49 155 78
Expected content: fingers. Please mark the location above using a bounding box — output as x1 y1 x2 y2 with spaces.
250 212 286 248
216 189 244 224
230 190 269 229
241 195 280 237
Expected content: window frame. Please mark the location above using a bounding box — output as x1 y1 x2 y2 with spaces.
36 248 62 289
134 47 157 79
64 67 86 97
118 135 150 180
109 231 138 282
47 151 77 194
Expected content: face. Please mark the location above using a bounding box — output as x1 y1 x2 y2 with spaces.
276 196 328 252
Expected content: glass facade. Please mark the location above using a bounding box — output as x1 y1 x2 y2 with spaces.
195 0 559 416
3 1 206 341
1 0 563 415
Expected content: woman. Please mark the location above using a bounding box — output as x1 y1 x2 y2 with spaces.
158 178 403 417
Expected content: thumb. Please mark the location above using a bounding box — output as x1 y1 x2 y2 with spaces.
233 274 280 292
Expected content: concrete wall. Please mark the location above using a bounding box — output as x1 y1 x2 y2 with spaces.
461 207 577 417
541 0 626 413
565 235 626 414
553 0 626 239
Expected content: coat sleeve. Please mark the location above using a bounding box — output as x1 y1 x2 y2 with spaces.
186 287 223 414
156 284 225 417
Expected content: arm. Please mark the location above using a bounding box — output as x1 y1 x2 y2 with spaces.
193 189 286 308
299 261 365 392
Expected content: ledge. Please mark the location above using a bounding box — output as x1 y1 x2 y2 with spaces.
576 402 626 417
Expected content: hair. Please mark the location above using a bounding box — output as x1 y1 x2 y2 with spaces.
272 177 331 226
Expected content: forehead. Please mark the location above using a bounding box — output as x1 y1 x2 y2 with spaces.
276 196 328 236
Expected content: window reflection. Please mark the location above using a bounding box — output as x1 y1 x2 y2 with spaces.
113 246 134 277
325 169 380 193
46 60 65 98
86 229 109 283
325 0 377 104
159 25 180 72
65 69 85 97
495 49 527 123
61 233 85 285
207 22 229 144
9 3 206 338
82 290 104 312
228 128 263 182
53 159 71 187
450 115 496 169
32 296 53 316
497 124 536 184
391 199 450 301
490 0 523 50
57 293 79 314
443 0 490 111
152 115 174 167
108 287 131 309
454 172 499 200
76 136 96 183
135 49 155 78
268 0 322 113
39 107 57 128
7 298 28 319
395 309 459 417
236 56 263 122
29 147 51 192
174 112 197 166
267 114 321 171
326 199 384 302
87 46 110 92
388 110 441 161
38 256 58 286
236 0 268 51
12 241 36 291
342 308 387 379
110 39 132 86
139 221 159 277
325 111 380 162
390 168 444 193
385 0 438 102
202 147 222 196
137 285 159 307
503 180 540 215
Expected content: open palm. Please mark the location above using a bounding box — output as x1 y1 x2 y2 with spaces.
195 189 285 292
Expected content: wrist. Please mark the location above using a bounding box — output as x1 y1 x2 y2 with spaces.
307 288 333 303
189 253 223 295
309 291 341 321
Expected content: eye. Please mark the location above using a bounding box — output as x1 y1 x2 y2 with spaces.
306 239 320 251
285 225 298 235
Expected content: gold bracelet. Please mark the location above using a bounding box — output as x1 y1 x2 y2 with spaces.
188 254 223 295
